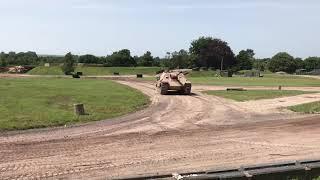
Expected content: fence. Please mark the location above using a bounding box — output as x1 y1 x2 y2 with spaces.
117 159 320 180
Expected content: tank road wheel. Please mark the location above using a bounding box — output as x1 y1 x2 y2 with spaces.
183 84 192 95
160 83 169 95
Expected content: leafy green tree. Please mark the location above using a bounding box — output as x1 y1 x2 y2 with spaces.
304 57 320 71
39 55 64 64
159 50 193 69
78 54 101 64
189 36 235 70
236 49 255 70
7 52 16 65
109 49 136 67
253 58 270 71
160 52 172 68
61 52 75 75
153 57 161 67
0 52 7 67
0 51 40 65
170 49 191 69
294 57 305 70
268 52 297 73
137 51 154 66
103 55 113 67
16 51 39 65
132 56 140 66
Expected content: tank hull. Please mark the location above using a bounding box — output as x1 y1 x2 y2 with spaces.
156 71 192 95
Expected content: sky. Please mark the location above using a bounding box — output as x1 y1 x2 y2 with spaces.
0 0 319 58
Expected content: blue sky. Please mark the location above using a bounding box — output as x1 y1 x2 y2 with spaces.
0 0 319 58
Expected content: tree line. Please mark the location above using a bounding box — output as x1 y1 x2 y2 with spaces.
0 50 161 67
1 36 320 74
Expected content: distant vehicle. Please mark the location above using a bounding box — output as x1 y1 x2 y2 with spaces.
156 71 192 95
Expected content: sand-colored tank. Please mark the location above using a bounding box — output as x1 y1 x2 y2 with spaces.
156 71 192 95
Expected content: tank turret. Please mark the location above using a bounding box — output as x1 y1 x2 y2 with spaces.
156 71 191 95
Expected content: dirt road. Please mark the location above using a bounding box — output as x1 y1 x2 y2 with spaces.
1 81 320 179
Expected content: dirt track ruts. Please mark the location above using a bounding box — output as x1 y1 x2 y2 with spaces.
1 80 320 180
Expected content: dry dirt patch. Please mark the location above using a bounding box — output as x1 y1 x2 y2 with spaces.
0 81 320 179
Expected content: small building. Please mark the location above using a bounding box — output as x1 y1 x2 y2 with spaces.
295 69 307 75
307 69 320 75
220 70 233 77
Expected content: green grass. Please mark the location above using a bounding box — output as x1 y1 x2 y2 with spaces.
0 78 149 131
28 66 163 75
289 101 320 114
28 66 64 75
187 70 218 77
204 90 312 102
28 67 320 87
190 74 320 87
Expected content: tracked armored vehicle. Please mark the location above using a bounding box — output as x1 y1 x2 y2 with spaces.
156 71 192 95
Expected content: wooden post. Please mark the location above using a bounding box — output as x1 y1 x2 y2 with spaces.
74 104 85 115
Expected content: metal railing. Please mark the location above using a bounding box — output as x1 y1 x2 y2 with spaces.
116 159 320 180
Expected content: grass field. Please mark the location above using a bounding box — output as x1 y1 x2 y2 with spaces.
27 67 320 87
127 70 320 87
28 66 163 75
289 101 320 114
187 70 219 77
0 78 148 131
204 90 312 102
120 73 320 87
190 74 320 87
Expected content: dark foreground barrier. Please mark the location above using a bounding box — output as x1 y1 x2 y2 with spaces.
226 88 246 91
72 74 80 78
116 159 320 180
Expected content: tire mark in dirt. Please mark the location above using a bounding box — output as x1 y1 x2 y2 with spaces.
1 80 320 179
